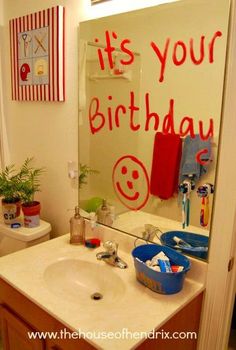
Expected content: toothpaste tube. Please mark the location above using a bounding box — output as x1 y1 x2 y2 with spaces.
158 259 172 273
149 252 165 266
156 251 172 273
173 236 191 248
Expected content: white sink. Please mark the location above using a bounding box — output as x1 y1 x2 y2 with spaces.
43 258 126 303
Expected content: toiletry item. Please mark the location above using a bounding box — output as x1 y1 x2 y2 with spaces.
70 206 85 244
150 251 172 273
182 192 187 229
158 259 172 273
11 222 21 228
156 251 172 273
96 199 113 226
89 212 97 229
150 265 161 272
150 253 162 265
109 206 115 224
171 265 184 273
197 183 214 227
144 258 161 271
179 180 195 228
172 235 208 253
173 236 192 248
85 238 101 248
145 254 159 268
145 260 152 267
174 245 208 253
200 197 209 227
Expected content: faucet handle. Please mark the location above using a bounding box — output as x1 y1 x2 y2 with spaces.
103 240 118 255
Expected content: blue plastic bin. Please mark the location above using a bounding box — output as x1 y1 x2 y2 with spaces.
160 231 208 259
132 244 190 295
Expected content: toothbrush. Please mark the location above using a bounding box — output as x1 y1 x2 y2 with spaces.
179 180 194 229
200 196 209 227
173 236 208 252
197 184 213 227
186 191 190 227
182 193 186 229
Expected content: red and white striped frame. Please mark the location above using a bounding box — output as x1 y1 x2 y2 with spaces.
9 6 65 102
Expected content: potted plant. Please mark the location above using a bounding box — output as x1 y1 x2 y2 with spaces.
18 158 44 228
0 164 21 224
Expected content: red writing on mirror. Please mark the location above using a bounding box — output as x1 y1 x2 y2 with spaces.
94 30 222 83
151 31 222 82
89 92 213 141
94 31 134 71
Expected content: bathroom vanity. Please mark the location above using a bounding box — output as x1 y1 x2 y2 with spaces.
0 224 206 350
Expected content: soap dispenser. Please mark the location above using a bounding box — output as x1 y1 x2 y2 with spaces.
70 206 85 244
96 199 113 226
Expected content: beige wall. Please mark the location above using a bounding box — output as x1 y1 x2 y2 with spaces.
1 0 170 236
0 0 3 25
1 0 88 236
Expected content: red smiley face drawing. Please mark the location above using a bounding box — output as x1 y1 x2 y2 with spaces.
112 155 150 210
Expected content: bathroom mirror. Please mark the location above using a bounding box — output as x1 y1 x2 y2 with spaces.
91 0 111 4
79 0 230 260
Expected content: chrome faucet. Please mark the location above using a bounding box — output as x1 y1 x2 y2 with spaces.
142 224 161 241
96 240 128 269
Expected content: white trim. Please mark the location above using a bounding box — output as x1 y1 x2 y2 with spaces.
0 33 10 169
58 6 64 102
198 0 236 348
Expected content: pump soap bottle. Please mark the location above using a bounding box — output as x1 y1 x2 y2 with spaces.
96 199 113 226
70 206 85 244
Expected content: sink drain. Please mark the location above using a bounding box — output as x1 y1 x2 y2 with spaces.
91 292 103 300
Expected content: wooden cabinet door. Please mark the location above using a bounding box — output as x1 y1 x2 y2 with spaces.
135 292 203 350
45 344 62 350
0 306 44 350
46 344 62 350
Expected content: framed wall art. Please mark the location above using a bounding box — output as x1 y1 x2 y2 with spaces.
9 6 65 101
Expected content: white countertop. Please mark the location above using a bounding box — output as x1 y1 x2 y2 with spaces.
0 224 207 350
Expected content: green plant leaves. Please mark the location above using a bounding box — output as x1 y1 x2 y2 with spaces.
0 158 44 204
79 163 99 189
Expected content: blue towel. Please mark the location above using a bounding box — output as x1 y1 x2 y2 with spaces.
180 135 211 181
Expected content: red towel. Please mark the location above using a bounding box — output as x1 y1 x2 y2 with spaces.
150 132 182 200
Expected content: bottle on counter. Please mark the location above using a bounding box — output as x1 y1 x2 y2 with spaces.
96 199 113 226
70 206 85 244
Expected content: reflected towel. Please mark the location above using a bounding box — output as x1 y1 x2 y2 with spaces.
150 132 182 200
180 135 212 181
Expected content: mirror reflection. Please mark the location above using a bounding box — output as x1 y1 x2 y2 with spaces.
79 0 229 260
